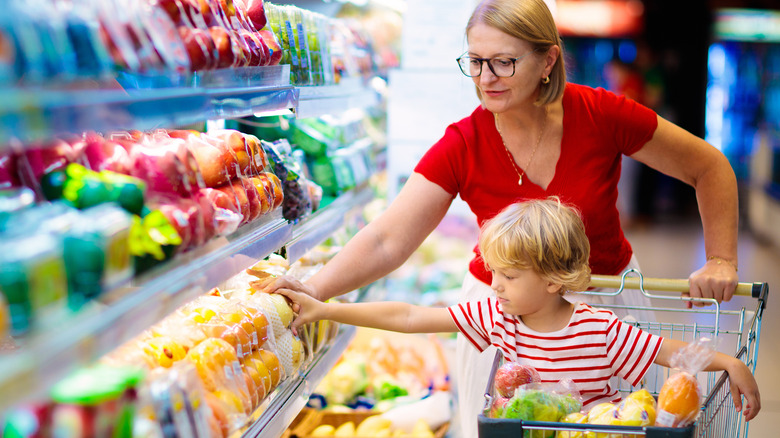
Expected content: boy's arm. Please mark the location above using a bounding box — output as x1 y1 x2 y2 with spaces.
655 338 761 421
273 288 458 335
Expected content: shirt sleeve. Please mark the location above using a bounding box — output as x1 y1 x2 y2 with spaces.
606 316 664 386
594 87 658 156
447 299 497 352
413 123 466 196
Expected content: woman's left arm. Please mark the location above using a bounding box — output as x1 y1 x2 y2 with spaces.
630 115 739 304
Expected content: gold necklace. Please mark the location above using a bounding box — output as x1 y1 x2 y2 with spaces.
495 106 548 186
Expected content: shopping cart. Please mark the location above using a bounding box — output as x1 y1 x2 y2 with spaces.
478 269 768 438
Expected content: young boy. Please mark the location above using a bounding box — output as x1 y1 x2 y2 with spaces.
275 198 760 420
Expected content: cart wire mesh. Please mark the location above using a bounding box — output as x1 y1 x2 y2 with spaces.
479 269 768 438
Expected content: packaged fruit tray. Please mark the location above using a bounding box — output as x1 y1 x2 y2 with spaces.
478 271 768 438
284 408 449 438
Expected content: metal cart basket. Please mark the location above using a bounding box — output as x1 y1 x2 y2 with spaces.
478 269 768 438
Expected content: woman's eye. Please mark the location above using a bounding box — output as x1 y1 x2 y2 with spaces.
495 59 512 67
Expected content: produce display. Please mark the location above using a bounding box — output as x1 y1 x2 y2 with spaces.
0 0 383 89
235 112 377 199
0 127 306 335
0 1 391 436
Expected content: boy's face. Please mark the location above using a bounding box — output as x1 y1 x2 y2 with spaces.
489 265 560 316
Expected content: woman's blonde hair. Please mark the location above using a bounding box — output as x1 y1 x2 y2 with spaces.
466 0 566 106
478 197 591 293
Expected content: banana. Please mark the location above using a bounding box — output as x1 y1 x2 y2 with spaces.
311 424 336 436
356 415 393 436
334 421 356 437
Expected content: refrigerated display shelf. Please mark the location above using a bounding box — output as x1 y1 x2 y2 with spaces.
239 325 357 438
295 77 381 120
285 181 374 263
0 182 376 412
0 66 380 145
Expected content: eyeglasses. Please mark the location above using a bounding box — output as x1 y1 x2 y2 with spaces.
456 51 533 78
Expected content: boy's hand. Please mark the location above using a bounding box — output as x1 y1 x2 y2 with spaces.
727 358 761 421
273 287 326 337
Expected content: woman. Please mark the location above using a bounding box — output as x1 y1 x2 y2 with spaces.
261 0 739 435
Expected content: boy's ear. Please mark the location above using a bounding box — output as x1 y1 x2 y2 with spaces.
546 282 564 295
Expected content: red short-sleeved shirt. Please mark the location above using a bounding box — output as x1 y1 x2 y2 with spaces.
415 83 658 284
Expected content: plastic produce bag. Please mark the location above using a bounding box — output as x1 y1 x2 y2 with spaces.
261 139 312 222
501 381 583 438
656 337 717 427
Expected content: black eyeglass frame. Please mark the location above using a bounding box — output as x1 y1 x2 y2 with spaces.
455 51 535 78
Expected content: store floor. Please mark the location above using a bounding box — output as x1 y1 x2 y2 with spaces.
623 219 778 438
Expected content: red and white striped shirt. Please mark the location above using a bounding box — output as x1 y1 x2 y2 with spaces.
448 299 663 409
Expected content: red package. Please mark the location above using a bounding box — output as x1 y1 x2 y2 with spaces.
234 0 266 31
0 149 20 189
149 194 207 251
197 187 242 236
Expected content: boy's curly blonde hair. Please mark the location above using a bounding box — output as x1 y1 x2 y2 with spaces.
478 197 591 294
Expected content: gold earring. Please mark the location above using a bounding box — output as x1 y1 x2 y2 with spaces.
542 76 550 84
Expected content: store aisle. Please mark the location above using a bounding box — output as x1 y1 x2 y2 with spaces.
624 220 778 438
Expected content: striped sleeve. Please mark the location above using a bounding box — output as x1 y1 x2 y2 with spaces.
606 317 663 386
447 299 496 352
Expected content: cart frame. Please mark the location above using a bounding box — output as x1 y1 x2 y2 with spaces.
478 269 768 438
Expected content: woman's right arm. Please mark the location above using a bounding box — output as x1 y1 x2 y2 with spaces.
262 173 455 300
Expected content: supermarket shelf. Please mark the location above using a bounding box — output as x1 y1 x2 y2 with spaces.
241 325 357 438
0 66 384 145
284 183 374 263
294 77 380 119
0 181 375 412
0 214 291 412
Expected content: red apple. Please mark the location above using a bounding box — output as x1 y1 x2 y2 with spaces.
198 187 242 235
494 362 541 398
167 129 201 140
156 0 184 24
0 150 20 189
179 26 217 71
235 0 266 30
189 143 237 188
257 29 281 65
489 396 511 418
81 139 132 174
209 26 236 68
216 180 249 224
239 178 262 222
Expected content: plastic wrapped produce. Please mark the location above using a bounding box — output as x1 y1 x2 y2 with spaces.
196 187 243 236
656 338 717 427
0 149 21 190
139 362 213 438
501 382 582 438
128 138 203 198
147 194 207 252
261 139 312 222
494 361 541 398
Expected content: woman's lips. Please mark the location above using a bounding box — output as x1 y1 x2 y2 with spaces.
483 90 506 97
498 297 509 304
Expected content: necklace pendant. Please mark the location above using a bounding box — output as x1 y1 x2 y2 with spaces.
518 175 523 186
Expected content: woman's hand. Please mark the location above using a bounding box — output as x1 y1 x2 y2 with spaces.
726 357 761 421
686 259 738 308
252 275 320 312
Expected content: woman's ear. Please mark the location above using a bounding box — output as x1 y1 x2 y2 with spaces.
544 45 560 78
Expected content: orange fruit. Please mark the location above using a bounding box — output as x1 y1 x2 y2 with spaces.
657 372 701 427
